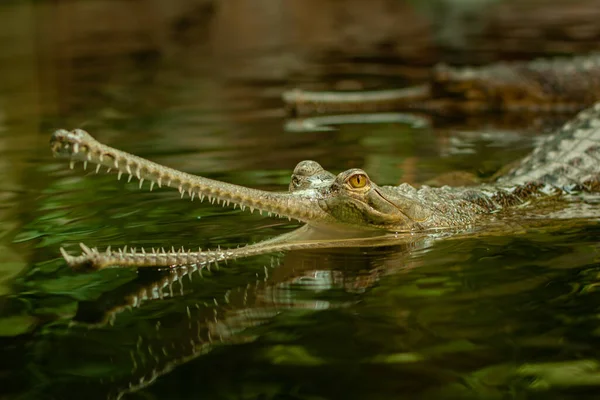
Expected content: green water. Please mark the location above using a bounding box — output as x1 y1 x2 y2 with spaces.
1 6 600 400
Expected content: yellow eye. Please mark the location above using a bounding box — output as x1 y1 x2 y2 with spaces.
348 173 368 189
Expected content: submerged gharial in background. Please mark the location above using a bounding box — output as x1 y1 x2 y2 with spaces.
50 100 600 270
284 54 600 116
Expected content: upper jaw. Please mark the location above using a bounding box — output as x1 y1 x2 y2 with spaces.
50 129 331 224
50 129 429 232
51 129 93 160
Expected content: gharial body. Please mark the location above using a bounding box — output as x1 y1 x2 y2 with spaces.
50 97 600 270
283 54 600 116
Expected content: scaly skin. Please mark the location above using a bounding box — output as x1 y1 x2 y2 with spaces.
50 102 600 270
283 53 600 116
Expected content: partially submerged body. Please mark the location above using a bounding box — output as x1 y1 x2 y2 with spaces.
283 54 600 116
50 101 600 269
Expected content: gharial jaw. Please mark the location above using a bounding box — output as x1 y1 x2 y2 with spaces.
50 129 436 233
49 129 443 269
50 129 330 224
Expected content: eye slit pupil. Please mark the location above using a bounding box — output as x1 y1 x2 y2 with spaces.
349 173 367 188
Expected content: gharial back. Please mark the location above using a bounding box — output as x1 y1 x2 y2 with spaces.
497 102 600 191
386 103 600 230
432 53 600 111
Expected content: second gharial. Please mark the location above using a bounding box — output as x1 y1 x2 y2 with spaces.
283 53 600 116
50 100 600 270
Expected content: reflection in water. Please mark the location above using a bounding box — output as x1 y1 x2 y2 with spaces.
284 112 431 132
17 221 600 400
31 243 415 399
76 245 410 398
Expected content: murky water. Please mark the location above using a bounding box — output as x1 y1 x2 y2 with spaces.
1 4 600 400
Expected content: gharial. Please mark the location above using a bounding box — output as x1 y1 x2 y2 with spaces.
50 101 600 270
283 53 600 116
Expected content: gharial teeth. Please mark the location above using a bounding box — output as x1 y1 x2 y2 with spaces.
95 164 101 173
118 171 123 180
79 242 92 255
69 161 75 169
139 179 144 189
150 182 155 191
59 247 71 261
73 143 79 153
83 161 88 170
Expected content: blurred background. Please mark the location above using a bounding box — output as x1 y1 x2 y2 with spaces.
4 0 600 121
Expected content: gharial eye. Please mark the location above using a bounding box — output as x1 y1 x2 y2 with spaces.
348 173 368 189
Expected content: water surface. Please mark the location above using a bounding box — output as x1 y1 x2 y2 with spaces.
1 6 600 400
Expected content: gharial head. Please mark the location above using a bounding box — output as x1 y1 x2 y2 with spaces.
287 160 433 232
50 129 435 234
